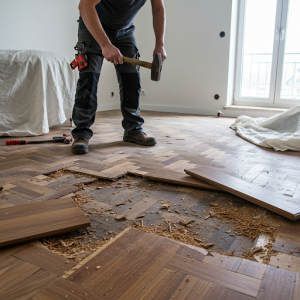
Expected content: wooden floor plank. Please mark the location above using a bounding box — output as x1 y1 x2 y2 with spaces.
0 269 57 300
106 237 180 300
67 228 145 285
202 252 242 272
206 285 256 300
237 259 267 280
0 197 90 248
176 245 206 262
142 169 221 191
169 275 215 300
293 272 300 300
12 244 77 276
137 267 185 300
165 254 261 297
256 265 295 300
269 252 300 273
0 261 40 294
185 168 300 220
32 278 108 300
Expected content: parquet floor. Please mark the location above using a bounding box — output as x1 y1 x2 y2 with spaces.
1 110 300 298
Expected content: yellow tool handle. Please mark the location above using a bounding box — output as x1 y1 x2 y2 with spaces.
123 56 152 69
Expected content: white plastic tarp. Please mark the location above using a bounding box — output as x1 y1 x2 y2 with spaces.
0 50 76 136
231 106 300 151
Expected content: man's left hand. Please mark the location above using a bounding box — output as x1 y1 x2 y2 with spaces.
153 45 167 63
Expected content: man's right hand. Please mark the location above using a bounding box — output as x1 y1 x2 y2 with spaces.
102 44 123 65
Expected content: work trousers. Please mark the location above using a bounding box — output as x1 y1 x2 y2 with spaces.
72 23 144 140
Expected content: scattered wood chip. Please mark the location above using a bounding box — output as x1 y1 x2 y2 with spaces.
115 215 126 221
96 187 103 189
104 208 113 212
203 243 215 249
250 246 263 255
96 266 101 270
161 204 170 210
116 201 126 206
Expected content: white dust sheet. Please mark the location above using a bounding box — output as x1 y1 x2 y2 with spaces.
0 50 76 136
231 106 300 151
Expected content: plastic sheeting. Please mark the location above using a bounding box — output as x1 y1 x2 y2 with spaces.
231 106 300 151
0 50 76 136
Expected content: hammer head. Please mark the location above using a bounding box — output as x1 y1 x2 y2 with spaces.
151 53 163 82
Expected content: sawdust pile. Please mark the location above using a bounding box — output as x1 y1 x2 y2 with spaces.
132 220 212 250
47 169 67 180
42 235 108 262
208 203 280 240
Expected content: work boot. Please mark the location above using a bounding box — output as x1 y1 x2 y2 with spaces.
72 138 89 154
123 132 157 146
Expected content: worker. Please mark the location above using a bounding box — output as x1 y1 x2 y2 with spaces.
71 0 167 154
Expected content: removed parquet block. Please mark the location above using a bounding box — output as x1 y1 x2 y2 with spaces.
0 197 90 248
185 168 300 220
142 169 222 191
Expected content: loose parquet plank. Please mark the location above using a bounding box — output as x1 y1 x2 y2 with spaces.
185 168 300 220
273 232 300 256
12 244 77 276
66 228 145 285
142 169 222 191
202 252 242 272
32 278 108 300
0 244 25 260
137 268 185 300
0 197 90 248
165 254 261 297
13 180 54 195
237 259 267 280
31 186 78 202
170 276 215 300
256 265 295 300
0 269 57 300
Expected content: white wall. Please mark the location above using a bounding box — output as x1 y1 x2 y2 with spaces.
134 0 237 116
0 0 119 111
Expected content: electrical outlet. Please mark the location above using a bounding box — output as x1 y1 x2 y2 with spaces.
141 89 146 96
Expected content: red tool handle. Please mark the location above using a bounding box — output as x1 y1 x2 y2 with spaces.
6 140 27 145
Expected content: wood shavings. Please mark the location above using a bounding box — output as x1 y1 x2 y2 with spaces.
115 215 126 220
208 203 280 240
203 243 215 249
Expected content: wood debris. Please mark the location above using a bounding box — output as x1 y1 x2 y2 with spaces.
116 201 126 207
161 204 170 210
203 243 215 249
115 215 127 221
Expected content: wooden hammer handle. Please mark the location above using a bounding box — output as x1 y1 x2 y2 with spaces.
123 56 152 69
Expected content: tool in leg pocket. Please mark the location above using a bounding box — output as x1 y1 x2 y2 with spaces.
70 42 88 71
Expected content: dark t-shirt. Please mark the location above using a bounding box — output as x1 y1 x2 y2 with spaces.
80 0 147 31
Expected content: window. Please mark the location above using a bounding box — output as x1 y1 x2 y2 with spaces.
234 0 300 107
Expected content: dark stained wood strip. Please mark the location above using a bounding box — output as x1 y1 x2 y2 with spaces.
141 169 222 191
137 268 185 300
176 245 206 262
0 198 90 248
165 254 261 297
256 265 296 300
67 228 146 285
32 278 108 300
0 177 3 190
31 186 78 202
170 276 215 300
202 252 242 272
185 168 300 220
0 269 57 300
206 285 256 300
12 244 77 276
237 259 267 280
